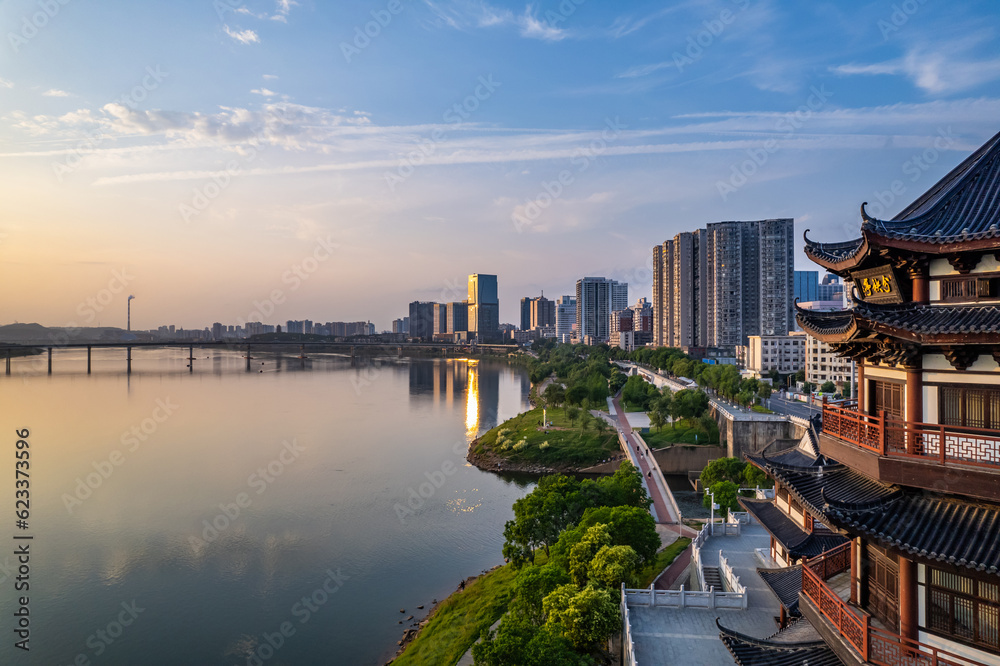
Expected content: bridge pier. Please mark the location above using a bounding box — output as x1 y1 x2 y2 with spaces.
246 346 251 372
47 347 52 374
5 351 9 376
188 345 194 373
127 346 132 374
87 346 92 374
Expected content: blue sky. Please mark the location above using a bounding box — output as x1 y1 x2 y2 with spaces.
2 0 1000 329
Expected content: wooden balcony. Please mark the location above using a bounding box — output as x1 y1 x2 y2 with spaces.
801 544 993 666
818 402 1000 502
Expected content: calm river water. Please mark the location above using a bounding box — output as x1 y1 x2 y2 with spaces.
0 349 534 665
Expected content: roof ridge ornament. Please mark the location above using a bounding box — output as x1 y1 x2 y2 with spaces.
860 201 882 226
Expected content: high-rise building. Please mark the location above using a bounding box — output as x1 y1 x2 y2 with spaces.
794 271 820 302
653 230 708 348
530 295 555 330
817 274 843 301
433 303 449 335
555 295 576 342
575 277 627 343
468 274 499 341
446 301 468 334
654 219 794 350
519 297 532 331
408 301 435 340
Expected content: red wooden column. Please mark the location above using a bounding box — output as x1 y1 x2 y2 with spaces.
856 361 865 414
899 555 919 642
905 366 923 454
850 538 859 605
908 261 930 304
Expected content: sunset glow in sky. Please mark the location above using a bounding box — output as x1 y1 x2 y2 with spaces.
2 0 1000 329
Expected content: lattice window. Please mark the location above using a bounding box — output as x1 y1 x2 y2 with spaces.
940 386 1000 429
941 275 1000 302
927 566 1000 651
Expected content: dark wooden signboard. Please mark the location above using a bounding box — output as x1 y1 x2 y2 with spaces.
852 264 904 304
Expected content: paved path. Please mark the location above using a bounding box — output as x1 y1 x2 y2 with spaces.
769 395 821 419
610 395 692 535
630 525 780 664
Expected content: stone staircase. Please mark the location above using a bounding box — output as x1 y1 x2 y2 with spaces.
702 566 723 592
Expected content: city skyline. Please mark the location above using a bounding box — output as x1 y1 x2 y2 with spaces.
3 1 1000 329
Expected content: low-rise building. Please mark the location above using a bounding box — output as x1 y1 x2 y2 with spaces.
745 331 805 376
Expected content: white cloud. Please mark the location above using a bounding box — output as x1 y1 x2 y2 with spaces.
518 8 566 41
42 89 70 97
262 74 279 80
831 46 1000 95
616 62 672 79
0 78 13 89
423 1 570 41
271 0 297 22
224 25 260 45
251 88 277 96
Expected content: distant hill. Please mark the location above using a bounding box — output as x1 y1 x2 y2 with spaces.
0 323 128 344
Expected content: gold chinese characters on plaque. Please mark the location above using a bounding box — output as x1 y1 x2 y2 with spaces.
851 264 904 304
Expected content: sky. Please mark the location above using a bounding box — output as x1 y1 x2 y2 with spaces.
2 0 1000 331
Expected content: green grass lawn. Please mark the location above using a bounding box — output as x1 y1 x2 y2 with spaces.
636 537 691 588
473 405 619 466
751 404 774 414
640 418 720 447
391 562 518 666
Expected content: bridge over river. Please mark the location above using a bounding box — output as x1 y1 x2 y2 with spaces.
0 340 519 375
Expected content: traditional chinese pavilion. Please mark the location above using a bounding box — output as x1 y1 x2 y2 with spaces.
719 130 1000 666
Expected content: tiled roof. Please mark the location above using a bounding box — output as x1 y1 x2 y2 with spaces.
718 618 844 666
862 130 1000 244
855 302 1000 336
794 305 854 338
740 499 847 560
827 492 1000 574
795 301 1000 341
746 453 898 520
753 447 1000 574
802 234 866 264
757 565 804 615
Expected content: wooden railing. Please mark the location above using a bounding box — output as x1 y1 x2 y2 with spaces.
821 403 1000 469
802 544 993 666
802 543 869 656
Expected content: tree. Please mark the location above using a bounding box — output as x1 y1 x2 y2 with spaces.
568 524 611 586
742 463 772 490
671 389 709 421
820 381 836 394
700 457 745 487
566 406 581 427
565 385 589 406
653 392 673 425
649 410 665 432
803 381 815 393
588 544 642 589
578 505 660 565
757 383 772 400
543 584 620 652
473 616 593 666
508 563 571 626
543 383 565 408
703 480 740 513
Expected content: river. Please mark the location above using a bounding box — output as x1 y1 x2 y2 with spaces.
0 348 534 665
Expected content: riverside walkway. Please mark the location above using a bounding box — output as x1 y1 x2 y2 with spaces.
608 396 694 538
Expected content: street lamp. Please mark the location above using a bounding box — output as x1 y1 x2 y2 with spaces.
705 488 719 536
127 295 135 332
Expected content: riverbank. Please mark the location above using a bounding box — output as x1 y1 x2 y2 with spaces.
386 563 515 666
466 404 620 474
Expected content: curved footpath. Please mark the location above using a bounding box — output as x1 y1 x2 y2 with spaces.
609 395 696 539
